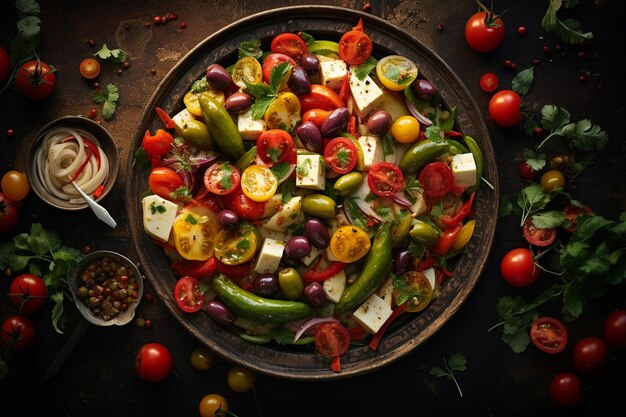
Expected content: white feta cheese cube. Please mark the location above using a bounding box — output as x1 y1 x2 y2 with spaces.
264 196 304 232
323 270 346 303
377 277 395 307
352 293 394 334
172 108 196 137
141 195 179 242
357 135 384 169
450 153 477 189
237 108 267 140
349 69 385 119
320 59 348 92
301 246 322 266
296 154 325 190
326 247 340 262
254 238 284 274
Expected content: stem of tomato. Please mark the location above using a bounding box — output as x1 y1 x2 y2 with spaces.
444 356 464 398
252 385 265 417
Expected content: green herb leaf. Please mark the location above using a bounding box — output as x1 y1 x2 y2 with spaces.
170 186 192 203
517 184 552 226
132 147 150 169
236 239 250 251
269 62 291 92
382 134 395 157
244 81 273 99
425 125 443 142
220 163 234 190
437 106 457 132
353 56 378 80
499 196 514 217
531 210 567 229
521 148 546 171
512 67 534 96
94 44 126 63
238 39 263 60
542 0 593 44
191 78 209 93
430 353 466 398
561 119 609 152
184 214 198 224
281 180 296 204
300 32 316 45
250 95 275 120
50 291 65 334
92 83 119 120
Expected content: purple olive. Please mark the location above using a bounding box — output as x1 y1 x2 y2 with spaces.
320 107 349 137
288 66 311 95
300 53 320 75
394 250 412 275
303 282 327 308
205 64 232 90
224 92 252 114
218 209 239 227
366 110 392 135
296 121 324 153
280 255 300 268
305 218 330 249
412 79 438 101
205 300 236 325
253 274 279 297
284 235 311 259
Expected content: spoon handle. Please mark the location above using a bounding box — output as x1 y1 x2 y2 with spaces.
70 181 117 228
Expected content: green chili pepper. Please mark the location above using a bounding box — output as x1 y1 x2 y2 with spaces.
239 333 272 344
463 135 483 194
212 274 313 323
199 95 244 159
398 139 450 174
235 146 257 171
335 222 392 314
445 139 469 155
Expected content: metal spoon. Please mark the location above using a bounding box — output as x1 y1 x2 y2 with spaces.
70 181 117 228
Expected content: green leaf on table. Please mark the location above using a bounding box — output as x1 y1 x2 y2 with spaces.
50 291 65 334
16 0 41 14
92 84 119 120
521 148 546 171
541 105 570 131
531 210 567 229
542 0 593 45
563 280 584 317
560 119 609 152
571 214 612 243
94 44 126 64
499 195 514 217
512 67 534 96
430 353 467 398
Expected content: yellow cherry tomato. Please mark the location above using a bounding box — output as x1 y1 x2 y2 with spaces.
540 169 565 193
330 225 371 263
1 170 30 201
264 92 301 132
231 56 263 89
375 55 418 91
214 222 260 265
227 366 256 393
390 115 420 143
392 271 433 312
240 165 278 202
172 204 221 261
184 89 225 117
199 394 229 417
451 219 476 252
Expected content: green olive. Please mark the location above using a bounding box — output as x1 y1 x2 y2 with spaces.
333 172 364 196
409 220 440 248
181 119 213 150
278 268 304 300
302 194 336 219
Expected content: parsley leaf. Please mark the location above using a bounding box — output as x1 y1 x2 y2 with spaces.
336 148 351 168
220 163 233 191
245 62 291 120
238 39 263 60
511 67 534 96
430 353 467 398
94 44 126 64
300 32 316 45
517 184 552 226
542 0 593 45
521 148 546 171
191 78 209 93
92 83 119 120
425 125 443 142
184 213 198 224
531 210 567 229
353 56 378 80
271 162 290 181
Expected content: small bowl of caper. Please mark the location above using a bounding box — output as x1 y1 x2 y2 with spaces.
68 250 143 326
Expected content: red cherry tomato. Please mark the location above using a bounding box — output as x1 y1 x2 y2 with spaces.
15 60 57 100
465 11 505 53
314 322 350 357
203 162 240 195
262 53 296 85
79 58 101 80
549 372 581 408
257 129 295 167
148 167 185 201
368 162 405 197
500 248 539 287
174 276 206 313
418 162 454 198
488 90 521 128
572 336 606 375
0 193 20 234
529 317 567 354
522 219 557 247
518 161 538 181
222 187 265 221
298 84 346 113
479 73 499 93
603 309 626 348
0 315 35 351
135 342 174 382
338 19 373 65
271 33 308 61
324 137 358 174
9 274 48 314
302 109 331 127
562 204 593 233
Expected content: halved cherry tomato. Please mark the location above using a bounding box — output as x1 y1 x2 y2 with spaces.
231 56 263 89
314 322 350 357
222 187 266 221
174 276 205 313
262 53 296 86
298 84 346 113
562 204 592 233
375 55 417 91
479 72 499 93
330 225 371 263
530 316 568 354
324 137 358 174
240 165 278 202
215 259 253 280
257 130 295 166
203 162 240 195
368 162 404 197
418 162 454 198
263 93 301 132
522 219 557 247
214 222 260 265
338 19 372 65
142 129 174 157
183 89 225 116
172 203 221 261
271 33 308 61
392 271 433 312
149 167 185 201
302 109 331 127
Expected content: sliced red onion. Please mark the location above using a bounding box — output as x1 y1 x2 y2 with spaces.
293 316 339 342
354 197 385 221
391 192 412 207
404 97 433 127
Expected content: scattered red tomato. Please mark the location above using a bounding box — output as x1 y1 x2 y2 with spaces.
0 46 10 85
1 170 30 201
500 248 539 287
549 372 581 408
271 33 308 61
572 336 606 375
173 276 205 313
0 315 35 351
338 19 373 65
518 161 538 181
479 72 499 93
148 166 185 201
522 219 557 247
0 193 19 233
315 322 350 357
135 342 174 382
15 60 57 100
325 137 358 174
488 90 521 127
257 129 295 167
79 58 101 79
529 317 567 354
603 309 626 348
9 274 48 314
562 204 592 233
464 11 505 53
203 162 240 195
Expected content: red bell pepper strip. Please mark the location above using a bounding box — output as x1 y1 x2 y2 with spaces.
92 184 105 199
441 192 475 227
171 257 217 279
62 135 101 170
68 149 93 182
417 257 436 272
444 130 463 138
155 106 176 129
347 115 357 137
369 304 406 351
303 259 345 283
215 260 252 280
339 73 351 102
432 223 463 257
330 355 341 373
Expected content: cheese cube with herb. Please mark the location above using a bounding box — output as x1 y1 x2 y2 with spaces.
320 59 348 92
323 270 347 303
264 196 304 232
450 153 477 189
237 108 267 140
254 238 285 274
357 135 384 169
141 195 179 242
296 154 325 190
349 68 385 119
352 293 394 334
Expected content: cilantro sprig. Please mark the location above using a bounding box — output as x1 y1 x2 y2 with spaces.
536 105 608 152
542 0 593 45
94 44 126 64
245 62 291 120
430 353 467 398
92 83 119 120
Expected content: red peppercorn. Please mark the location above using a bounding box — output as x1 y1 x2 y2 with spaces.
577 51 588 60
81 245 92 255
87 38 96 47
6 129 15 137
145 21 151 28
532 59 541 66
145 319 153 328
93 82 100 91
555 44 561 51
153 16 161 24
122 61 130 69
542 46 551 54
578 74 586 83
362 2 371 11
436 23 444 31
150 68 157 75
179 22 188 29
503 59 512 68
532 127 544 137
161 16 168 24
87 109 97 119
167 12 178 20
517 26 527 36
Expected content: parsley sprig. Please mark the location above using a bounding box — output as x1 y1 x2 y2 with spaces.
430 353 467 398
245 62 291 120
92 83 119 120
536 105 608 151
542 0 593 45
94 44 126 64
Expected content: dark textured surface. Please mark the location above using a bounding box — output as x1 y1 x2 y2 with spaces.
1 1 625 416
